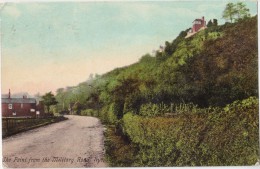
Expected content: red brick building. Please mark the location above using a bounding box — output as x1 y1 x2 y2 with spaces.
186 16 207 38
192 16 206 33
2 90 41 117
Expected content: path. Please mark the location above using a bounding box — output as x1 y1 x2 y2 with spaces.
2 115 107 168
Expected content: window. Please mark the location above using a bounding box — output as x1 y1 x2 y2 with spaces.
8 104 12 109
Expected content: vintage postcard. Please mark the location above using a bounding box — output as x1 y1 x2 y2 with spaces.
0 0 259 168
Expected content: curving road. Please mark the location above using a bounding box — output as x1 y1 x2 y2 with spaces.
2 115 107 168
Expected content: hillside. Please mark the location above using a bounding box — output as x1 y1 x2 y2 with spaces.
89 15 257 109
54 16 259 166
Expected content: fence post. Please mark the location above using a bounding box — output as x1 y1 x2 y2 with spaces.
5 118 8 135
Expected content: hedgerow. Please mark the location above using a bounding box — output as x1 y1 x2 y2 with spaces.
107 97 259 166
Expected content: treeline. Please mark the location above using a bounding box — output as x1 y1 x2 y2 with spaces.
54 16 258 166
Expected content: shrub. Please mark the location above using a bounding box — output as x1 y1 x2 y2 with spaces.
104 126 137 167
139 102 201 117
99 105 109 123
80 109 97 116
115 97 259 166
107 102 122 120
107 104 118 124
139 103 169 117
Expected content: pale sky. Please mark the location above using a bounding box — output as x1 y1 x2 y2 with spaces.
0 0 257 95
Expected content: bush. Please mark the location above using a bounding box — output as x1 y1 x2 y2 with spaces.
107 102 123 120
80 109 97 116
139 102 201 117
98 104 118 125
104 126 137 167
115 97 259 166
139 103 169 117
107 104 118 124
99 105 109 123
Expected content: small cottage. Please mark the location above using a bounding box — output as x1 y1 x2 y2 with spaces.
2 90 41 117
185 16 207 38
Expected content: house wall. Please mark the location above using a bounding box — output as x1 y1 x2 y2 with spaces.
192 17 206 33
192 23 204 32
36 101 45 116
2 103 37 117
185 17 207 38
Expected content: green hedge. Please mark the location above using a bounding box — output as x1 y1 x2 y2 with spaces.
80 109 97 117
139 103 169 117
97 104 118 125
107 103 119 124
119 97 259 166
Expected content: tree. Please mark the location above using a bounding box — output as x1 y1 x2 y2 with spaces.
222 3 236 23
86 91 100 109
223 2 250 23
55 88 66 112
207 19 213 27
213 19 218 26
42 92 58 113
109 77 140 119
235 2 250 21
72 101 82 115
164 41 172 56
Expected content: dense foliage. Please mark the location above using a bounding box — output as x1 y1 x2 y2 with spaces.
41 92 58 113
106 97 259 166
54 16 258 166
223 2 251 23
55 16 257 114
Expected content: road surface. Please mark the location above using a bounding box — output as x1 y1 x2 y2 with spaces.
2 115 107 168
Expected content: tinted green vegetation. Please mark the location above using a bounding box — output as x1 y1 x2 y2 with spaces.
42 92 58 114
222 2 251 23
117 97 259 166
54 16 258 166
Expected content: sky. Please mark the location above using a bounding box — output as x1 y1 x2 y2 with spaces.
0 0 258 96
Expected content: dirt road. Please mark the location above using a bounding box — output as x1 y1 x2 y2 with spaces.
2 115 107 168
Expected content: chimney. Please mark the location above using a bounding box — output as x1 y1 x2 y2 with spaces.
23 95 27 99
8 89 11 99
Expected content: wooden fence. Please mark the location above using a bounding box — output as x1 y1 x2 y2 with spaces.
2 116 65 137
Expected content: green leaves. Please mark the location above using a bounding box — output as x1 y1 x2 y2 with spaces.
139 103 171 117
222 2 251 23
42 92 58 113
223 3 237 23
118 97 259 166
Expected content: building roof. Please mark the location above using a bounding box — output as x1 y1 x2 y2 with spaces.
193 19 203 22
2 98 36 104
